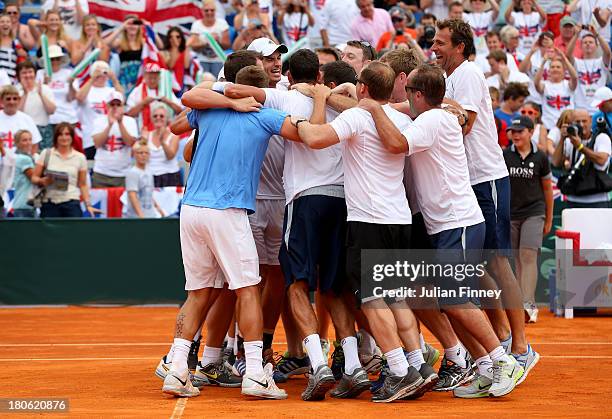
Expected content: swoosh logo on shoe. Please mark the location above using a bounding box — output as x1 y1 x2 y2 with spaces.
174 375 188 386
506 367 516 379
205 371 219 380
478 383 489 390
248 377 269 389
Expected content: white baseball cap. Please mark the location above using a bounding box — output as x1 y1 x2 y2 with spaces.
106 90 124 104
247 37 288 57
590 86 612 109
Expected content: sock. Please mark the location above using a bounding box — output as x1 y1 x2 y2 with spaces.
358 329 376 355
201 346 222 366
244 340 264 376
475 355 493 379
407 349 425 369
303 334 326 370
341 336 361 375
444 343 467 368
169 338 191 373
193 327 202 342
500 333 512 354
263 331 274 351
385 347 409 377
489 346 512 364
419 333 427 353
226 337 235 353
165 344 175 363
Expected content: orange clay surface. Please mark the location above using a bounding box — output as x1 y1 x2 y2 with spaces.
1 306 611 418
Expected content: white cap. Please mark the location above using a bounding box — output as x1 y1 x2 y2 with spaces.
106 90 124 104
48 45 65 59
90 60 110 76
508 72 530 84
590 86 612 109
247 37 288 57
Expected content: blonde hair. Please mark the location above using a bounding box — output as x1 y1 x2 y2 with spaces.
556 109 574 129
500 25 519 45
15 130 32 144
80 14 101 44
44 10 69 44
119 14 144 52
132 140 150 153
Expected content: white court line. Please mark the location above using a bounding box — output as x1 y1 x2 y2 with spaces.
170 398 187 419
0 355 609 362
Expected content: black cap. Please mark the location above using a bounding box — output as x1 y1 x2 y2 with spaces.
506 115 534 131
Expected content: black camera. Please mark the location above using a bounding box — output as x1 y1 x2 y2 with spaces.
423 25 436 41
596 116 607 131
566 123 583 138
396 29 404 36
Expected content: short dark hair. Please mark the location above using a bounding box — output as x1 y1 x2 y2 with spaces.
236 65 269 88
288 49 319 83
380 48 422 79
315 47 341 61
421 13 437 22
448 1 462 11
486 49 507 63
53 122 75 148
321 61 357 86
346 40 376 61
503 82 529 101
360 61 395 101
16 60 36 79
224 50 263 83
485 30 501 40
437 19 476 58
410 64 446 106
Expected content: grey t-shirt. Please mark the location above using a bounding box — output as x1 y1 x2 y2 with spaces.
125 166 156 218
256 135 285 200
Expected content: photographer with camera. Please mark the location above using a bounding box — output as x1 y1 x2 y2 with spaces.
553 108 612 208
376 6 416 50
592 86 612 136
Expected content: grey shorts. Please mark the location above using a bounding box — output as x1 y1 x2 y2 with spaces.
248 198 285 266
511 216 545 250
92 172 125 188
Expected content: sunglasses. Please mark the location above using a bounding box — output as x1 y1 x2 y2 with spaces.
391 17 404 23
152 114 166 119
6 11 18 15
521 109 538 116
3 97 19 102
108 102 122 107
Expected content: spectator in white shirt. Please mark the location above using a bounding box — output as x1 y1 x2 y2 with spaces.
91 91 139 187
0 85 42 154
534 51 578 129
41 0 89 41
320 0 360 47
141 103 181 187
189 0 231 77
568 0 612 44
16 60 56 151
463 0 500 55
504 0 547 56
124 141 163 218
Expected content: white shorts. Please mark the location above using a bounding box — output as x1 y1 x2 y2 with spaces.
248 198 284 266
180 205 260 291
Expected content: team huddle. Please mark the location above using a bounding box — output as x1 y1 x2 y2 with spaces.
153 19 539 403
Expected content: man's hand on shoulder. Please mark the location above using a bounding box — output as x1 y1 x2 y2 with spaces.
231 96 262 113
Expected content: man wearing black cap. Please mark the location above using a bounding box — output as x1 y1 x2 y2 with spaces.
503 115 553 324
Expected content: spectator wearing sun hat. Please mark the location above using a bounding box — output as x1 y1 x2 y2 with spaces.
126 62 182 132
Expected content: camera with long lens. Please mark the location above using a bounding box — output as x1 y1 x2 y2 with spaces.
566 123 583 138
423 25 436 42
596 116 607 132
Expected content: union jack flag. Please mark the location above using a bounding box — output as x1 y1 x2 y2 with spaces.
578 69 602 85
88 0 203 36
518 24 539 38
473 27 488 37
546 95 571 109
286 25 308 42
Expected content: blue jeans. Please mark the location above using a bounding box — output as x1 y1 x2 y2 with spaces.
41 200 83 218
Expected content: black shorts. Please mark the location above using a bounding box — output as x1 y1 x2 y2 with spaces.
410 212 433 250
279 195 347 293
346 221 411 305
154 171 183 187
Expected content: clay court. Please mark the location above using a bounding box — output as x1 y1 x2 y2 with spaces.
1 306 611 418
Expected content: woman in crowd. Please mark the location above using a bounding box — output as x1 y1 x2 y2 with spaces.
520 101 551 154
546 108 573 160
31 123 97 218
0 12 27 82
141 103 181 187
463 0 500 54
519 31 556 103
17 60 57 150
71 14 111 65
12 130 36 218
504 0 547 57
278 0 314 48
234 0 270 33
161 26 192 95
6 3 36 51
535 50 577 129
29 10 73 57
500 25 524 65
188 0 231 76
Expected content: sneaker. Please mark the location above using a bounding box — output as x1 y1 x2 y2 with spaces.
193 361 242 388
263 349 287 384
513 344 540 385
301 364 336 401
162 370 200 398
222 345 234 365
330 342 344 380
433 356 474 391
403 363 439 400
488 357 524 397
321 339 331 361
276 352 311 377
371 366 424 403
233 356 246 377
360 348 384 374
423 342 440 367
330 367 370 399
453 372 493 399
242 363 287 400
524 303 539 323
187 338 201 371
501 334 513 355
155 356 171 380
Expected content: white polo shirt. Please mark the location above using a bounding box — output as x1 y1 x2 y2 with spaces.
402 108 485 235
330 105 412 224
445 60 509 185
263 88 343 204
92 115 139 177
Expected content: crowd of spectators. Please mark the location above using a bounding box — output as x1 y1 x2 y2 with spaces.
0 0 610 218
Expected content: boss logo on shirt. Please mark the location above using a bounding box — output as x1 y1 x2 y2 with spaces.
509 166 534 178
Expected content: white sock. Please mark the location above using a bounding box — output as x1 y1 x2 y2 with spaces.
385 347 409 377
165 344 175 363
244 340 264 376
193 327 202 341
304 334 326 370
169 338 191 373
489 346 512 364
475 355 493 379
201 346 222 366
419 333 427 353
341 336 361 375
407 349 425 369
358 329 376 355
233 324 240 355
226 337 235 352
444 342 467 368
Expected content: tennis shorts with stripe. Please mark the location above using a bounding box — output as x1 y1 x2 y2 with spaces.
471 176 512 257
